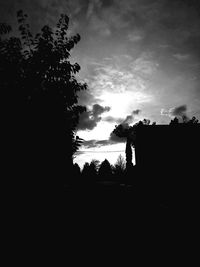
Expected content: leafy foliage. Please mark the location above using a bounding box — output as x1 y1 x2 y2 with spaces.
0 23 12 35
114 155 126 170
170 116 199 125
112 119 155 168
82 162 90 177
0 11 87 180
98 159 112 179
113 155 126 179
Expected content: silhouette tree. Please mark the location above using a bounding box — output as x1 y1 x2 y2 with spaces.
187 116 199 124
98 159 113 181
170 116 199 125
81 160 100 186
89 160 100 176
112 124 133 170
89 160 100 182
112 119 155 171
74 162 81 176
81 162 91 186
73 163 81 175
82 162 90 177
113 154 126 182
169 117 179 125
114 154 126 171
0 11 87 188
125 137 133 171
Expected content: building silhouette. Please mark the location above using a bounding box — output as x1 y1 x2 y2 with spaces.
134 124 200 207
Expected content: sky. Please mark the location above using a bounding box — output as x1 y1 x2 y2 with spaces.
1 0 200 168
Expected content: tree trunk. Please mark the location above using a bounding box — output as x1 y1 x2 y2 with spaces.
125 136 133 170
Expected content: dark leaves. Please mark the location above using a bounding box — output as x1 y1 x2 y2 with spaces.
0 23 12 35
1 10 87 162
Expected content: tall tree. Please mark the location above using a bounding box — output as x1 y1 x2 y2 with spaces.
98 159 113 181
0 11 87 186
112 119 155 170
112 124 134 170
114 155 126 172
113 154 126 181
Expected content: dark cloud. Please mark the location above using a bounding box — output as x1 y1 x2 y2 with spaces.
109 132 126 143
132 109 141 115
108 123 130 145
108 109 142 144
170 0 200 12
78 111 100 130
0 0 83 35
122 115 132 125
161 105 189 121
96 140 111 146
77 104 110 130
82 139 98 148
1 0 200 128
93 103 110 116
103 109 141 125
103 116 123 124
77 89 98 106
171 105 187 117
122 109 142 125
82 138 122 149
74 150 85 156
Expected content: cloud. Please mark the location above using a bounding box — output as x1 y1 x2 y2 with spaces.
1 0 200 129
88 13 111 37
173 54 190 61
77 89 99 106
86 0 133 36
122 109 142 125
88 56 151 99
132 109 141 115
109 132 127 143
107 109 142 144
74 150 86 156
93 103 110 116
103 116 123 124
160 109 169 116
103 109 141 125
78 56 155 111
86 1 96 19
161 105 188 118
130 52 159 77
77 104 110 130
122 115 134 125
82 138 124 149
82 139 99 148
170 105 187 117
128 31 144 42
101 5 130 30
95 140 111 146
0 0 82 35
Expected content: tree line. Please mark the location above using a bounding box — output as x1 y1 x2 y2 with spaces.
68 155 131 187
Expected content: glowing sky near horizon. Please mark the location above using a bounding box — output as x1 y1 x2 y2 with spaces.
1 0 200 168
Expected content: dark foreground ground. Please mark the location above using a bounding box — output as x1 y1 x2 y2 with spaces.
63 180 200 250
64 179 200 227
64 180 195 215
